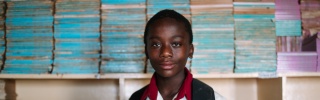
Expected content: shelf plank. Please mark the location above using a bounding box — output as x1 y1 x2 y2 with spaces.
0 72 320 79
194 73 259 78
278 72 320 77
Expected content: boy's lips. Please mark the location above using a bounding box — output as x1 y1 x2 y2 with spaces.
159 62 175 70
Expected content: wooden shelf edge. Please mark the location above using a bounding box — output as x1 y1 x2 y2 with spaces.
0 72 320 79
278 72 320 77
0 73 153 79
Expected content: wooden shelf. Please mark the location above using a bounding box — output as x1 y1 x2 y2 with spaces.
278 72 320 77
0 72 319 79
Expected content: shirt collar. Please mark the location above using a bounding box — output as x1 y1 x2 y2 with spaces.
141 67 193 100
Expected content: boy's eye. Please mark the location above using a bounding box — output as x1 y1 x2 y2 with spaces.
152 43 161 47
172 43 181 47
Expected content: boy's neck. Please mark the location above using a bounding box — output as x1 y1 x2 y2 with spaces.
156 70 186 99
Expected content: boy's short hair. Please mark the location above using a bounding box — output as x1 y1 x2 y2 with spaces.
143 9 193 45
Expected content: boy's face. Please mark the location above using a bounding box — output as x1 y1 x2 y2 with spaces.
146 17 193 78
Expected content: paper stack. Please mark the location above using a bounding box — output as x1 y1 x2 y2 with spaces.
317 32 320 71
276 36 303 52
277 52 317 72
52 0 100 74
275 0 302 36
101 0 146 73
147 0 191 21
300 0 320 36
234 1 277 73
3 0 53 74
190 0 234 74
0 2 4 72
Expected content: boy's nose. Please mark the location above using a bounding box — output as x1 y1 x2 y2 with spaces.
160 44 173 58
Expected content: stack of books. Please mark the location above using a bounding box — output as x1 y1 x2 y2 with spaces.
52 0 100 74
275 0 302 36
190 0 234 74
0 2 4 72
317 32 320 71
3 0 54 74
234 1 277 73
276 36 303 52
277 52 317 72
300 0 320 36
101 0 146 73
147 0 191 21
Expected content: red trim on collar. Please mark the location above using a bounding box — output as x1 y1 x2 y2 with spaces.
141 67 193 100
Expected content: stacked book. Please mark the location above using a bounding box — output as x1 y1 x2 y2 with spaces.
3 0 54 74
317 32 320 71
275 0 302 36
190 0 234 74
276 36 303 52
147 0 191 21
277 52 317 72
52 0 100 74
300 0 320 35
0 2 4 72
101 0 146 73
234 1 277 73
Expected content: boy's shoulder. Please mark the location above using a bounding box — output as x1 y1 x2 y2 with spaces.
192 78 215 100
129 78 215 100
129 85 148 100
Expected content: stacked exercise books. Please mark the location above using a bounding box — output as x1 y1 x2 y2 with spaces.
275 0 302 36
234 1 277 73
52 0 100 74
0 2 4 72
300 0 320 34
276 36 303 52
3 0 54 74
147 0 191 21
190 0 234 74
101 0 146 73
317 32 320 71
277 52 317 72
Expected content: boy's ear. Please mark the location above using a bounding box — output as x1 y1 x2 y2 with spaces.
189 44 194 58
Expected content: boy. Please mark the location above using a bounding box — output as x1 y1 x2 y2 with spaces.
130 9 224 100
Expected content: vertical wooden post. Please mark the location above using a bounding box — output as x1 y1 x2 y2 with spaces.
5 79 17 100
0 80 5 99
282 76 287 100
119 77 125 100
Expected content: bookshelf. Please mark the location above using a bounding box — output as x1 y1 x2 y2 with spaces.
1 73 320 100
